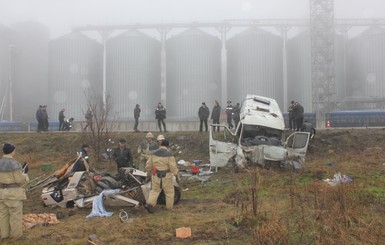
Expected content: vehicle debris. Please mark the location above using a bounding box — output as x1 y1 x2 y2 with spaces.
323 172 352 186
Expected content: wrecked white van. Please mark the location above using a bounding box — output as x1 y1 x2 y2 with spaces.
209 94 310 170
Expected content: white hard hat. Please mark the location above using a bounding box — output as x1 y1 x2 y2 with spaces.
157 135 165 141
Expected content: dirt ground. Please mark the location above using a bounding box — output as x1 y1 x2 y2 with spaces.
1 128 385 244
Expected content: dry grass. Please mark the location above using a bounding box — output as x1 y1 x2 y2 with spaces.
0 129 385 244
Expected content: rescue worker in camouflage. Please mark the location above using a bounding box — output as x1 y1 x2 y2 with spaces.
137 132 158 171
145 139 178 213
0 143 29 239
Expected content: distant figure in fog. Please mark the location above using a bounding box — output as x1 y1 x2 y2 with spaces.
155 102 167 132
58 108 65 131
134 104 141 132
225 100 234 129
288 101 296 131
41 105 49 131
198 102 210 132
36 105 43 132
211 100 221 131
232 103 241 129
292 102 304 131
83 108 93 131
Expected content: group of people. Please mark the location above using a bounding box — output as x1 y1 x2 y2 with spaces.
35 105 49 132
70 131 177 215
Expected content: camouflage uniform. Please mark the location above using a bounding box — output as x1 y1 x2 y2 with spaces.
145 146 178 210
137 137 158 171
0 155 29 239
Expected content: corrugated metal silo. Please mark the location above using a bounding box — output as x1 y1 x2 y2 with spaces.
48 32 102 122
227 28 283 107
107 30 161 120
11 21 50 121
0 25 13 121
166 28 221 119
346 27 385 109
287 31 347 112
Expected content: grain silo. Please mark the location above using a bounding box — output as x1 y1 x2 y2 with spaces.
287 31 347 112
0 25 14 121
166 28 221 119
346 27 385 110
11 21 50 122
227 28 283 107
107 30 161 120
48 32 102 121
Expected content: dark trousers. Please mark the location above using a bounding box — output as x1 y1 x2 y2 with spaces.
134 117 139 131
289 116 296 130
59 121 64 131
227 115 233 128
199 119 208 131
157 119 166 131
212 118 220 131
296 117 304 131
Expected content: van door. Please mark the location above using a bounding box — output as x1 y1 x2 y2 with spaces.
285 132 310 169
209 125 237 171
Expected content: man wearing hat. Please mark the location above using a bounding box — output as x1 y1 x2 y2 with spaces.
0 143 29 239
145 139 178 213
112 138 133 171
137 132 158 171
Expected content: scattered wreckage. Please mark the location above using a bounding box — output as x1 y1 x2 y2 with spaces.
209 94 310 170
29 153 181 209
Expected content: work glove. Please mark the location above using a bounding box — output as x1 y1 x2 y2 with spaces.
22 162 29 174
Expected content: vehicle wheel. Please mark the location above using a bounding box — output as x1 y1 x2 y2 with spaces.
157 187 181 205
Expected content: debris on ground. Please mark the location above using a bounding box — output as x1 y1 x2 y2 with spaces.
86 189 120 218
23 213 60 229
323 172 352 186
176 227 192 238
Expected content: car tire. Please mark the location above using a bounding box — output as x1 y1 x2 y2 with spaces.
157 187 181 205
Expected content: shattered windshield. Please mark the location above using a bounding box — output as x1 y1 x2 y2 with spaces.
241 124 284 146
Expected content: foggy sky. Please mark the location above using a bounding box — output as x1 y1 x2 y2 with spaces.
1 0 385 38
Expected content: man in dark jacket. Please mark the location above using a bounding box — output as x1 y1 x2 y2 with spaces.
36 105 43 132
225 100 234 129
211 100 221 131
41 105 49 131
293 102 304 131
58 108 65 131
155 102 167 132
198 102 210 132
288 101 296 130
112 138 133 171
302 120 316 139
133 104 141 132
232 103 241 128
72 144 91 172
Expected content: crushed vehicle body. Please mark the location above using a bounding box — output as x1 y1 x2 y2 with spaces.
29 154 181 209
209 94 310 170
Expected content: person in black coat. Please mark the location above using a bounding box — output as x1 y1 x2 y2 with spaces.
133 104 141 132
155 102 167 132
36 105 43 132
211 100 221 131
232 103 241 128
58 108 65 131
288 101 296 131
112 138 133 171
72 144 91 172
198 102 210 132
292 102 304 131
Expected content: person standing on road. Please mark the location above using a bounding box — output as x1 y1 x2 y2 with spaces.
198 102 210 132
211 100 221 131
145 139 178 213
225 100 234 129
293 102 304 131
288 101 296 131
0 143 29 240
112 138 133 171
137 132 159 171
83 108 93 131
58 108 65 131
36 105 43 132
133 104 141 132
155 102 167 132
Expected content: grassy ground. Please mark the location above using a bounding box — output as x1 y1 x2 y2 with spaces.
1 128 385 244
